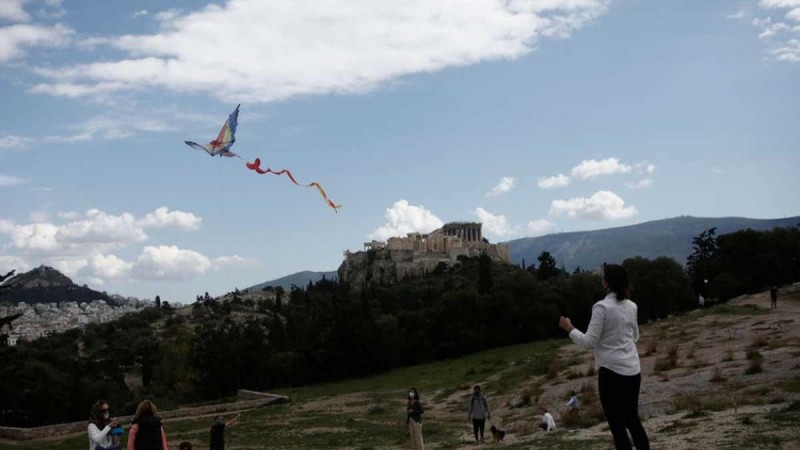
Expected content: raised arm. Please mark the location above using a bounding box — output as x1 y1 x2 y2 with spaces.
568 304 606 349
88 423 111 445
226 414 241 427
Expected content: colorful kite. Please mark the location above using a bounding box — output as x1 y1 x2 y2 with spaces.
246 158 342 212
185 104 241 158
184 105 341 211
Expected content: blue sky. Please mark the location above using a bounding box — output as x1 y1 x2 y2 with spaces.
0 0 798 302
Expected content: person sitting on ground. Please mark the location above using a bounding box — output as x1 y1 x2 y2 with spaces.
88 400 120 450
127 400 169 450
539 406 556 432
210 414 240 450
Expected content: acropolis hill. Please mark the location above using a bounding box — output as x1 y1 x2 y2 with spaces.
338 222 510 289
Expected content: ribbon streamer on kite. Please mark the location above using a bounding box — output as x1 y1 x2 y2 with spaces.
246 158 342 212
185 104 242 158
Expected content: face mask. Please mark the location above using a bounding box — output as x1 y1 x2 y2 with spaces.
408 392 415 399
103 412 110 419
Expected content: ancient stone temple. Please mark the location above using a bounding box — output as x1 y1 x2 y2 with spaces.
338 222 510 289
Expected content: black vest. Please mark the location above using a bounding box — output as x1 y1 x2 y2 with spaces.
134 415 164 450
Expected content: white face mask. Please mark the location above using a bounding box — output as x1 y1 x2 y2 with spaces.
103 412 110 419
408 392 415 399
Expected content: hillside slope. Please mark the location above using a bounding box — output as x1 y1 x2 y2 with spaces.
5 286 798 449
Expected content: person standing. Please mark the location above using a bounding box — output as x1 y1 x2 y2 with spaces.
559 264 650 450
88 400 119 450
406 387 424 450
127 400 169 450
467 385 491 443
770 286 778 309
210 414 240 450
566 391 580 412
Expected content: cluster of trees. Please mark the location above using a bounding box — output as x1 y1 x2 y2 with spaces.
686 225 800 300
2 224 796 427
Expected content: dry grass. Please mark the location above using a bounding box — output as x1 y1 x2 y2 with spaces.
710 366 727 383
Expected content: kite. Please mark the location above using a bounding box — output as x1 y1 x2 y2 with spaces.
246 158 342 211
184 105 341 212
185 104 241 158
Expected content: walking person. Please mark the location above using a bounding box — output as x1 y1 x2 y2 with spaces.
88 400 120 450
467 385 490 443
770 286 778 309
559 264 650 450
566 391 579 412
406 387 424 450
210 414 240 450
127 400 169 450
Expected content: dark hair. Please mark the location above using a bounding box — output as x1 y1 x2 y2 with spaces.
408 387 420 402
88 400 109 428
603 264 629 300
179 442 193 450
473 385 481 391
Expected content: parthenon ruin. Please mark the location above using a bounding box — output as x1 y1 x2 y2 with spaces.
339 222 510 289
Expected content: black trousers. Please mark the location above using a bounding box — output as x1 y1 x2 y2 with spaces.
472 419 485 441
598 367 650 450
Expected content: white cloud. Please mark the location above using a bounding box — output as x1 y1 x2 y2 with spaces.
538 174 570 189
79 254 132 279
752 1 800 61
0 0 29 21
527 219 555 236
0 207 203 257
759 22 790 39
133 10 149 18
760 0 800 8
0 255 31 275
712 167 725 174
0 23 71 63
57 209 147 245
0 174 26 186
132 245 212 280
486 176 516 197
214 255 258 268
138 207 202 230
550 190 637 220
633 162 656 174
474 207 521 239
0 135 33 150
570 157 632 180
770 38 800 60
624 178 653 189
31 0 610 102
369 200 444 241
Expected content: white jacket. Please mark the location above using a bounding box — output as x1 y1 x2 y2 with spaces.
569 292 641 376
88 423 112 450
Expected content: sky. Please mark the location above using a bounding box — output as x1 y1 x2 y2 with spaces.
0 0 798 303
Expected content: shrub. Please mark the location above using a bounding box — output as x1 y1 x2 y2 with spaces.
745 358 764 375
710 366 726 383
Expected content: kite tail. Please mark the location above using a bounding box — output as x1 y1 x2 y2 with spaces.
245 158 342 211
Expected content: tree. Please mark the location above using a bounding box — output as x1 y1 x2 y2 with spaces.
536 251 560 280
155 295 161 309
478 252 493 293
686 227 719 294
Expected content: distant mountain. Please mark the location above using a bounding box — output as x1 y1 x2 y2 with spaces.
505 215 800 271
0 265 110 304
247 270 338 291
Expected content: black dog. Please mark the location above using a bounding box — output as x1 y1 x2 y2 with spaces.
490 425 506 442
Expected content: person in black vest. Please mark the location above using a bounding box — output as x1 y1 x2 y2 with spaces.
128 400 168 450
210 414 240 450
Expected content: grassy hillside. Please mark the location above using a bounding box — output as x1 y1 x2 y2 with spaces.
5 287 799 449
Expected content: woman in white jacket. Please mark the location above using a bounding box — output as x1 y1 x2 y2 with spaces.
88 400 119 450
559 264 650 450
